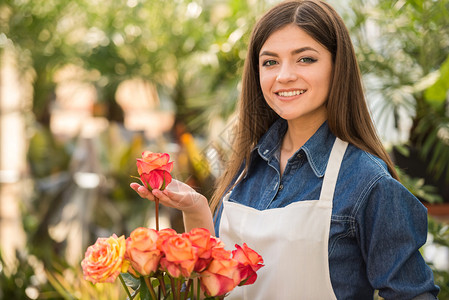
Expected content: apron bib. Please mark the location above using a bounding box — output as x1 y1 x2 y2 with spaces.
219 138 348 299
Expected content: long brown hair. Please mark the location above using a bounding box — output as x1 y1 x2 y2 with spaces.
210 0 399 213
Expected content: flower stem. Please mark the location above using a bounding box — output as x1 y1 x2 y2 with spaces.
155 197 160 231
144 276 158 300
157 274 167 297
119 274 133 299
170 276 177 300
176 278 182 299
183 279 192 300
197 278 201 300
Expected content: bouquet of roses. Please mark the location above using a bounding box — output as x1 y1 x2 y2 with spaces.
81 152 264 300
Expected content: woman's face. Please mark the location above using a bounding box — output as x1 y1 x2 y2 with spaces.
259 24 333 126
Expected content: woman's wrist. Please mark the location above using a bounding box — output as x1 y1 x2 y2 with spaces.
181 193 209 214
182 195 214 234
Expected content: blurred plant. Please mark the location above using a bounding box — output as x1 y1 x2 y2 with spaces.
24 123 148 268
426 218 449 299
1 0 273 133
45 263 125 300
396 166 443 204
338 0 449 200
0 250 55 300
418 55 449 181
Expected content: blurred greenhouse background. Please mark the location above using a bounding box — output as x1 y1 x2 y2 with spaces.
0 0 449 298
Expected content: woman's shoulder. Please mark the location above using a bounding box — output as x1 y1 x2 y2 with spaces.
336 142 407 205
335 142 423 218
342 143 391 180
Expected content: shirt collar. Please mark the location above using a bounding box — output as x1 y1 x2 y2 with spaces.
254 119 336 178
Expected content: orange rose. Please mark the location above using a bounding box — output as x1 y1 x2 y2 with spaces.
156 228 177 250
126 227 162 276
160 235 197 278
232 243 264 286
200 256 241 297
137 151 174 175
81 234 127 284
211 246 232 260
186 228 216 272
210 236 226 249
137 152 173 191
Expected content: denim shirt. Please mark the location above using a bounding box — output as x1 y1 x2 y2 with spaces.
214 119 439 299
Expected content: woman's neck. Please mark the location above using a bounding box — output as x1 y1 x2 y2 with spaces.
279 118 326 176
282 118 327 153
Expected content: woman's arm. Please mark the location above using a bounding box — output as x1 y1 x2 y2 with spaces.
357 176 439 299
130 179 215 235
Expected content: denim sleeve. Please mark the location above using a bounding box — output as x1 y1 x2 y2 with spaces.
356 175 440 299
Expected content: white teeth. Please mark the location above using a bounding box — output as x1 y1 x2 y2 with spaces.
278 90 306 97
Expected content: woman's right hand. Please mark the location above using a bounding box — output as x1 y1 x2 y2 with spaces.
130 179 215 234
130 179 208 214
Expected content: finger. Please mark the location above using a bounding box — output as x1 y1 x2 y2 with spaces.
130 182 141 191
162 189 202 210
151 189 179 208
130 183 155 201
157 188 187 204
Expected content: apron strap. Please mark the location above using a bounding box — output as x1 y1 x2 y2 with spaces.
319 138 348 203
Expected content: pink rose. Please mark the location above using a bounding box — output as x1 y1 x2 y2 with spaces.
140 169 172 191
136 151 174 191
232 243 264 286
200 256 241 297
159 257 182 278
137 151 173 175
81 234 127 284
126 227 162 276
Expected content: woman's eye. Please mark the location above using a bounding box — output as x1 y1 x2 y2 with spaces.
299 57 317 63
262 60 277 66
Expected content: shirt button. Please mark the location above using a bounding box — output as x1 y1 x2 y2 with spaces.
279 184 284 190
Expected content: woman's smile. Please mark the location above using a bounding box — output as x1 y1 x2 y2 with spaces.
275 88 307 99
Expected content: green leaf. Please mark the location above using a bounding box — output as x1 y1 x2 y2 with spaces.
425 54 449 108
121 273 140 290
139 277 152 300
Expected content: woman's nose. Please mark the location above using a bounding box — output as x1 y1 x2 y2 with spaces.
276 63 298 83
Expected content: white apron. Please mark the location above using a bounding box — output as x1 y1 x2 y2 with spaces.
219 138 348 299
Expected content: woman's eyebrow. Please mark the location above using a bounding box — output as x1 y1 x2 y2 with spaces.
259 46 319 57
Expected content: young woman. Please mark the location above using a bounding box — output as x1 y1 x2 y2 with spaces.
131 0 439 298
